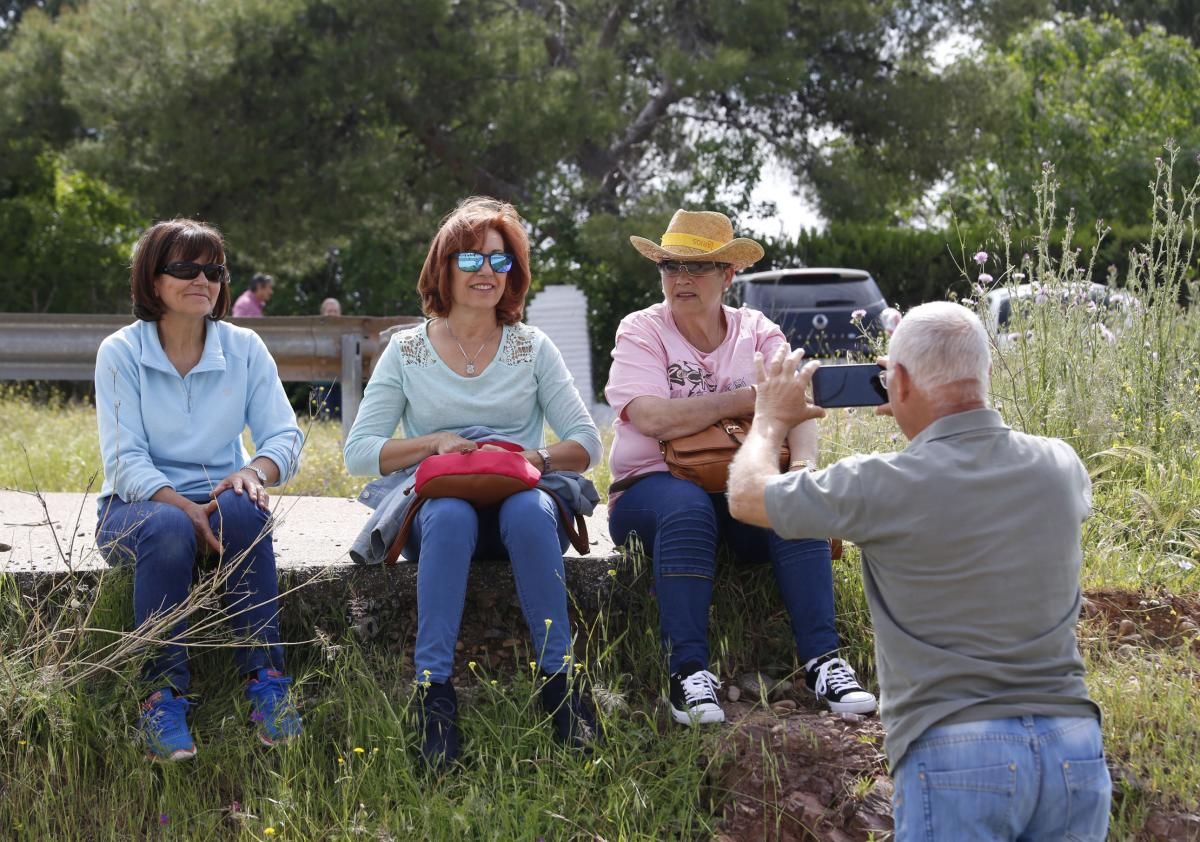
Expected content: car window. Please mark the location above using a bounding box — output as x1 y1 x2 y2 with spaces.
740 278 882 309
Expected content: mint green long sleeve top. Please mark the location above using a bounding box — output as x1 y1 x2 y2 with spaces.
343 321 601 477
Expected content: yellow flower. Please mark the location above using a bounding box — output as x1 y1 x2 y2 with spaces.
562 654 572 663
606 569 617 577
265 829 276 836
544 618 553 627
529 661 537 671
490 679 498 686
337 757 345 765
422 669 432 677
468 661 477 670
372 747 380 754
353 747 365 754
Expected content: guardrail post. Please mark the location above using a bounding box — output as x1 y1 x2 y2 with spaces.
340 334 362 438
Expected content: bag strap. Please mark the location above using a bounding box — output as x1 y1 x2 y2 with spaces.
544 488 591 555
384 489 592 563
385 494 428 566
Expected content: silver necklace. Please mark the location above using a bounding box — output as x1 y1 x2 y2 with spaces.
444 320 497 376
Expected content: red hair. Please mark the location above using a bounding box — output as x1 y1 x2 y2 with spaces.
417 196 532 325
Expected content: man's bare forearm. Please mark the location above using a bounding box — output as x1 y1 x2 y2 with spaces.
728 418 789 528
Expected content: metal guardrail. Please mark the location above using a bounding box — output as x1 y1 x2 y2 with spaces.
0 313 422 436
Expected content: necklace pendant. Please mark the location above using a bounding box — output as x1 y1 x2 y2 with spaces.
465 363 476 375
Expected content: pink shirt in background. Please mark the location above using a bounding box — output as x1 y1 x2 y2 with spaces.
605 302 787 498
232 290 264 318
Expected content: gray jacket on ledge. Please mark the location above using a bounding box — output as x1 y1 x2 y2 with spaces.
349 425 600 565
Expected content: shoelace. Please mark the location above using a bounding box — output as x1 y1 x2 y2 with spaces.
679 670 721 704
812 657 861 696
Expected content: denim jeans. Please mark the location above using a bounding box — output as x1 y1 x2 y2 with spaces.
892 715 1111 842
406 489 571 684
96 490 285 693
608 472 840 673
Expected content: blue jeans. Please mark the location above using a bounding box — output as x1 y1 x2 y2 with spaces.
96 490 285 693
406 489 571 684
892 715 1111 841
608 472 840 673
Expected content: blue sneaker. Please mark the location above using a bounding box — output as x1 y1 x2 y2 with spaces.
139 688 196 762
245 669 302 746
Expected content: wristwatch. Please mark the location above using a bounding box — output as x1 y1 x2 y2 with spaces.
537 448 552 472
244 463 269 485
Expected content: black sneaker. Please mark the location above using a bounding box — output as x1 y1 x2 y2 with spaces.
540 672 600 750
668 663 724 726
804 653 877 715
416 681 460 771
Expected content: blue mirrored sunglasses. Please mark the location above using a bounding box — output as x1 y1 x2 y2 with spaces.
454 251 514 273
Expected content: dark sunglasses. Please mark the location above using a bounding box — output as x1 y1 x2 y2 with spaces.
454 251 514 274
159 261 227 282
657 260 728 277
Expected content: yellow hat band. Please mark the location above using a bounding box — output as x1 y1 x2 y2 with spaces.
660 232 723 251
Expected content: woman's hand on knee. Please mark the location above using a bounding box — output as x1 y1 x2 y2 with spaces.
183 499 221 553
211 469 271 511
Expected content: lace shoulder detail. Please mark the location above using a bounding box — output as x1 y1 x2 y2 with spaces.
497 323 537 366
394 326 435 368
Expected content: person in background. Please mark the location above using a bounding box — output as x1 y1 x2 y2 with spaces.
728 302 1110 841
604 209 876 727
343 196 602 770
94 219 304 761
232 272 273 317
313 297 344 417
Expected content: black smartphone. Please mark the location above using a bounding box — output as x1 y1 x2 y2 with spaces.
811 363 888 408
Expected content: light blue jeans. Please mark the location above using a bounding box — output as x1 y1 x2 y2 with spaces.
406 490 571 683
892 715 1111 841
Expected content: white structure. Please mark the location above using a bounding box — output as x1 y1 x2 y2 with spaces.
526 284 613 423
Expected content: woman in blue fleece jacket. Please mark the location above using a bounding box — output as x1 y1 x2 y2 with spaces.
94 218 304 761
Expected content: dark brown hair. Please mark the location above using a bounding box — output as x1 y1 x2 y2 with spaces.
417 196 532 325
130 218 230 321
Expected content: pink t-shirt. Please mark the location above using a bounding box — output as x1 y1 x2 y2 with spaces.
232 290 264 318
605 302 787 497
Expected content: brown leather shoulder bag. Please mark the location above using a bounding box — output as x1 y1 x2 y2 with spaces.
660 417 789 494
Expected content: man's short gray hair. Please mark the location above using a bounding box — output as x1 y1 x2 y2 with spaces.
887 302 991 393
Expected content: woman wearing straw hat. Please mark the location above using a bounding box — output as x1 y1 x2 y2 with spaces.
604 209 876 725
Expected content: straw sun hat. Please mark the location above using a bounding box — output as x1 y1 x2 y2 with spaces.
629 209 764 270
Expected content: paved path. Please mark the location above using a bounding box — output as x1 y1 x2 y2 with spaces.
0 491 615 573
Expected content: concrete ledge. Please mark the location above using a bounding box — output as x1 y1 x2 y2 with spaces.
1 492 629 662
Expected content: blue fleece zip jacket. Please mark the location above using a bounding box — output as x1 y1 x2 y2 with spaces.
94 319 303 515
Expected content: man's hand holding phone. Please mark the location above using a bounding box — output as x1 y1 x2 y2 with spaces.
874 356 894 417
753 346 826 432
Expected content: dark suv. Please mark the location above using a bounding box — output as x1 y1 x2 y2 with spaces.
729 268 889 358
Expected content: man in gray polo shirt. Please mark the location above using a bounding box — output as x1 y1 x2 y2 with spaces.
728 302 1110 841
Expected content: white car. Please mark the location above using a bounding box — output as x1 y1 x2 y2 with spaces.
983 282 1139 346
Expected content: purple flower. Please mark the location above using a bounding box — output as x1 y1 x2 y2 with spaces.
159 814 169 826
850 308 867 321
978 273 993 285
973 251 988 266
1013 272 1026 281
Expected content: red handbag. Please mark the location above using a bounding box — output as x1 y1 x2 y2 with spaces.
384 442 591 564
413 442 540 505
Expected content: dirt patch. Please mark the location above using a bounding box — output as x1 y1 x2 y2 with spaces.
1082 588 1200 657
707 698 891 842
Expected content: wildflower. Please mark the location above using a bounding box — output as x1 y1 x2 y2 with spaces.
978 273 992 285
973 283 984 296
1098 324 1115 344
372 747 380 754
353 746 365 754
606 569 617 577
338 757 345 765
850 308 866 321
265 828 276 837
529 661 538 671
973 251 988 265
544 618 553 627
562 654 572 663
1013 272 1025 281
18 740 26 746
490 679 498 686
159 814 169 826
468 661 477 670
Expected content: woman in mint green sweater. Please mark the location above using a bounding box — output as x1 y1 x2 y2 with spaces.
344 197 602 770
